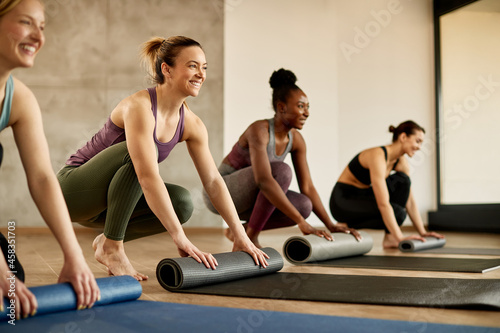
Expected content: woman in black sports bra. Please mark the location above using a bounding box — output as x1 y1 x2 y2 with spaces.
329 121 444 248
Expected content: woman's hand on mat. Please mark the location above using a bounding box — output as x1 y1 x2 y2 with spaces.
176 239 218 270
421 231 445 239
232 239 270 268
58 256 100 310
0 274 37 319
298 222 333 241
327 224 363 242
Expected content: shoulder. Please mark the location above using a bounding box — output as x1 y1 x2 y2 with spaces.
291 129 306 151
358 146 386 168
113 89 152 126
246 119 270 146
10 77 41 124
182 104 207 141
11 77 38 108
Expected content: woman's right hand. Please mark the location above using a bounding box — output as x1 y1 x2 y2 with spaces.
175 236 218 270
0 274 37 320
298 221 333 241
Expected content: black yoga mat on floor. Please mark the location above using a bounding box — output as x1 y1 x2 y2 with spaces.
302 255 500 273
166 272 500 310
156 247 283 291
420 247 500 256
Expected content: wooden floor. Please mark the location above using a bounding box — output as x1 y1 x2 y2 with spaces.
3 226 500 328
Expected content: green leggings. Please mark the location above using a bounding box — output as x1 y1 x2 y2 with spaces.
57 141 193 242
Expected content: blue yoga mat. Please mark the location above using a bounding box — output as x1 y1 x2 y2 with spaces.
1 276 141 322
0 300 497 333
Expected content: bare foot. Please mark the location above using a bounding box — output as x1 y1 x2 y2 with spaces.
382 233 399 249
245 226 262 249
92 234 148 281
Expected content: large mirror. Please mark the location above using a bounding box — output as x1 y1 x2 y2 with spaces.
429 0 500 232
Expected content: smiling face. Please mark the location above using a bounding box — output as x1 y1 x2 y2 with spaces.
164 45 207 98
402 130 424 157
0 0 45 70
278 89 309 130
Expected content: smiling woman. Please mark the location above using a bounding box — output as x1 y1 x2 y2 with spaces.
329 120 445 248
203 68 360 248
0 0 100 319
56 35 269 281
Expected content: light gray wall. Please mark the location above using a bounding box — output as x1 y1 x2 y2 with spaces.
0 0 224 228
225 0 435 227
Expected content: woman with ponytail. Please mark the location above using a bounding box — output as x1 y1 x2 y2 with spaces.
1 0 99 317
329 120 444 248
57 36 268 281
204 68 360 248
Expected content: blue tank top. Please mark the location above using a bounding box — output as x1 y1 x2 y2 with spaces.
348 146 399 185
0 76 14 133
226 118 293 170
66 87 184 166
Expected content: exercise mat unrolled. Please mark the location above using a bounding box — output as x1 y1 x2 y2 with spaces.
300 255 500 273
173 272 500 310
1 275 142 321
156 247 283 291
399 237 446 252
283 231 372 264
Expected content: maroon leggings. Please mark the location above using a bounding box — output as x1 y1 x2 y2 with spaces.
204 162 312 231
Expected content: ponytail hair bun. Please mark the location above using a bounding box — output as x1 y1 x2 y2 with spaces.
390 120 425 142
269 68 297 90
269 68 301 112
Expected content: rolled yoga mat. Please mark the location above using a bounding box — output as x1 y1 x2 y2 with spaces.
399 237 446 252
283 231 373 264
156 247 283 291
171 272 500 310
0 275 142 321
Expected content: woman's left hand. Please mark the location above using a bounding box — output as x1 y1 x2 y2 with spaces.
421 231 445 239
58 256 100 310
327 224 363 241
298 221 333 241
232 238 269 268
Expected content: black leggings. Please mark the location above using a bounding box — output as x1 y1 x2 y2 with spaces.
329 172 411 232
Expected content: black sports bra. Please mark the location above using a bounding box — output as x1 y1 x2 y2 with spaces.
348 146 399 185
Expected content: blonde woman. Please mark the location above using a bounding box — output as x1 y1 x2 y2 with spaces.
57 36 269 281
0 0 99 319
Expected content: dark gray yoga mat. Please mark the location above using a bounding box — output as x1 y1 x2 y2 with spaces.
399 237 446 252
167 272 500 310
303 255 500 273
283 231 373 264
421 247 500 256
156 247 283 291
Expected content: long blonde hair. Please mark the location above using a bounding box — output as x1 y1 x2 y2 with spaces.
140 36 202 85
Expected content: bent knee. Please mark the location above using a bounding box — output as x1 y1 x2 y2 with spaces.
270 162 293 185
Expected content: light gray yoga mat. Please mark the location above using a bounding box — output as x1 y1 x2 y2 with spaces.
399 237 446 252
156 247 283 291
283 231 373 264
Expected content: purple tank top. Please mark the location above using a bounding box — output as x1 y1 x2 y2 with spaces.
66 88 184 166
